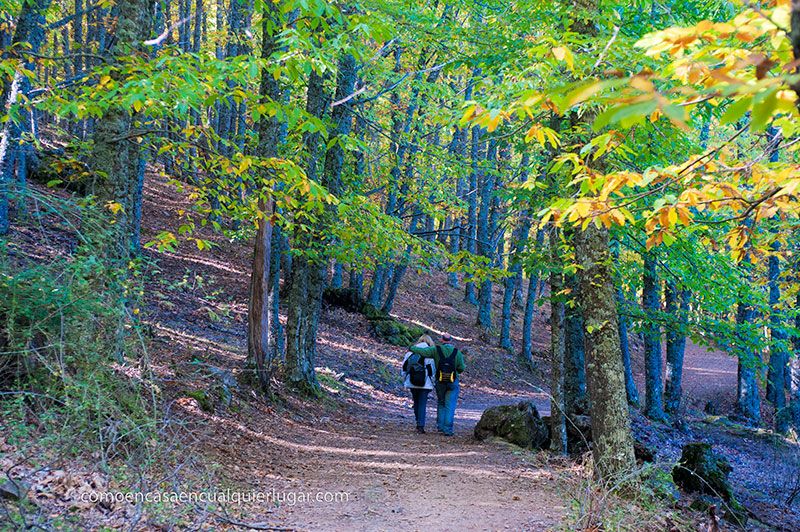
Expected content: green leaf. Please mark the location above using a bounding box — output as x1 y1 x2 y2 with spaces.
750 89 777 132
720 96 752 126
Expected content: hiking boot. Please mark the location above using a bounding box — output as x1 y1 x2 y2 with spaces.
416 426 425 434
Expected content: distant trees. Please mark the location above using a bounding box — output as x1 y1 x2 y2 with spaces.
1 0 53 234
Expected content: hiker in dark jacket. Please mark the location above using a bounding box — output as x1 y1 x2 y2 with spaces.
401 334 436 433
409 333 465 436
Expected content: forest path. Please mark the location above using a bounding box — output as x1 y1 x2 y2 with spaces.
681 342 738 412
188 385 567 531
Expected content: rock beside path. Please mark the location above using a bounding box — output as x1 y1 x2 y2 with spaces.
474 401 550 449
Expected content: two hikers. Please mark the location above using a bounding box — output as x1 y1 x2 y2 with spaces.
401 334 437 433
402 333 466 436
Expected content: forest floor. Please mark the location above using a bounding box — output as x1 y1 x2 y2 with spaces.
2 172 800 530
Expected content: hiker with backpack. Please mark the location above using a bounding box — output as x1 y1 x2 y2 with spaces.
402 334 437 434
408 333 465 436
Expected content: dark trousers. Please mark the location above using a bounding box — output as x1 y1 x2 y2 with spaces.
410 388 430 428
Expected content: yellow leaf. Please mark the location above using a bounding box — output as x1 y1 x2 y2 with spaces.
486 111 503 132
552 46 574 71
460 104 478 126
630 76 655 92
667 208 678 227
105 201 124 215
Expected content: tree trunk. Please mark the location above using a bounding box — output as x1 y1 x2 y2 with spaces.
476 138 497 330
549 228 567 454
449 127 467 288
284 67 329 393
617 283 640 406
349 268 364 299
664 281 689 414
564 271 587 415
464 72 481 305
521 229 545 364
285 53 356 392
767 249 789 432
246 0 282 394
575 224 636 481
87 0 153 259
500 154 532 349
735 299 761 425
642 251 666 420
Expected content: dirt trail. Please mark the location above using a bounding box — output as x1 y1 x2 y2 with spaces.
186 388 566 532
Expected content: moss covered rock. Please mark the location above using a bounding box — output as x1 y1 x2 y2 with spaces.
672 442 733 500
673 442 747 526
358 303 426 346
474 401 550 449
183 389 214 413
322 292 428 346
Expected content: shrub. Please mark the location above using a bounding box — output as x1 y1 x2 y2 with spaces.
0 233 157 460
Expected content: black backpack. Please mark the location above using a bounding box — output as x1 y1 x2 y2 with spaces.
436 346 458 383
404 354 430 387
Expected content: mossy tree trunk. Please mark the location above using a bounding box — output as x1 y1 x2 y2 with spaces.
285 53 356 393
87 0 154 260
575 224 636 481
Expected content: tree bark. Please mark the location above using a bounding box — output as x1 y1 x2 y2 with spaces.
521 229 545 364
616 282 640 406
767 248 789 432
642 251 666 420
464 71 481 305
735 298 761 425
87 0 153 259
549 227 567 454
500 154 532 350
246 0 282 394
564 270 587 415
664 281 689 414
286 53 356 392
575 224 636 481
476 138 497 330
